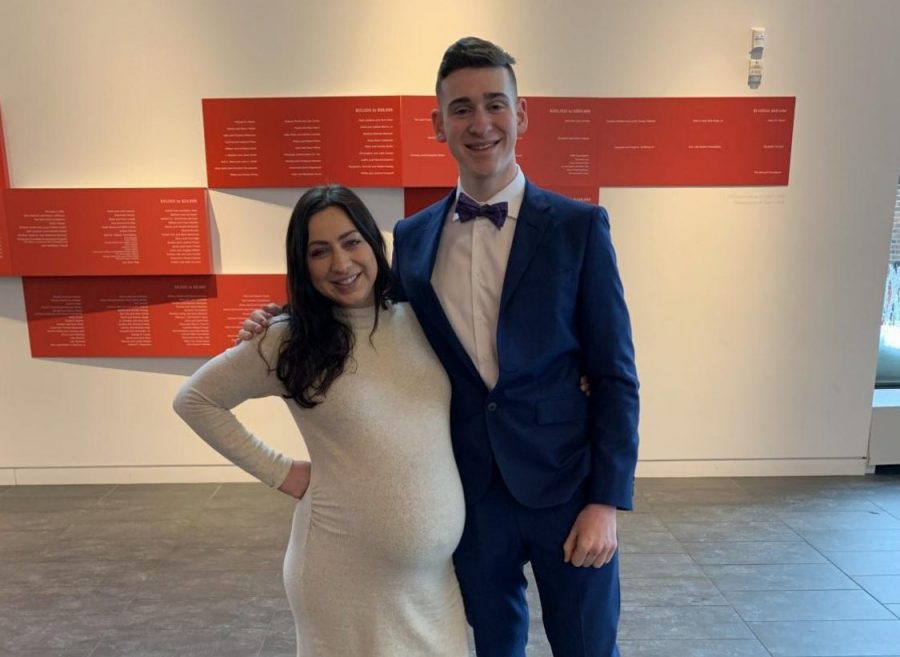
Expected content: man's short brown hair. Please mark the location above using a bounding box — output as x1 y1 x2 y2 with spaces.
435 37 517 97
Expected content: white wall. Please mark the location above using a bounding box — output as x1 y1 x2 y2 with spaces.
1 0 898 484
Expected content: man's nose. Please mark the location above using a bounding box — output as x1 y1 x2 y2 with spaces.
468 107 490 134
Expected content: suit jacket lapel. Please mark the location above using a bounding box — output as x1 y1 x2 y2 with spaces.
499 182 552 313
404 192 485 386
404 193 451 294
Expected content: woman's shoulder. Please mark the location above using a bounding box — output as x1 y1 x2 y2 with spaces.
382 301 428 341
267 313 291 331
384 301 418 327
237 313 289 364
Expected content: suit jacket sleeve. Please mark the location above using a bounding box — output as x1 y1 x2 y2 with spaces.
578 207 640 509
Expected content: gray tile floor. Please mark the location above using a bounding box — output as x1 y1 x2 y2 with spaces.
2 475 900 657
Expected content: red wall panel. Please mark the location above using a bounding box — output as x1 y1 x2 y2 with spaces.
23 274 286 357
5 188 211 276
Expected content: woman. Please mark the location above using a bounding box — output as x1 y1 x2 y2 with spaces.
173 185 468 657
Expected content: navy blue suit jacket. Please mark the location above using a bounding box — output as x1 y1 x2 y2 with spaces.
392 182 639 510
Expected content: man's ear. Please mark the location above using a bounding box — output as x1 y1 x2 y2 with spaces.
516 97 528 136
432 108 447 143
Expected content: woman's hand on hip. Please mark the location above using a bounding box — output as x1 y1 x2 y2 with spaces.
278 460 311 499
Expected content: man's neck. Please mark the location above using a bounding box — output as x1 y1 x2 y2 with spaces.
460 169 519 203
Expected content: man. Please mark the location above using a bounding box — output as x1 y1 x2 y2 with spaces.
244 37 639 657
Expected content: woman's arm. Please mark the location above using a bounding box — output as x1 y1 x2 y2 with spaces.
173 320 298 492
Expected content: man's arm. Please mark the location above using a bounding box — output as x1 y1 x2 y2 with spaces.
563 206 640 568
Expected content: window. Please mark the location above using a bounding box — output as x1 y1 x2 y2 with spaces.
876 174 900 387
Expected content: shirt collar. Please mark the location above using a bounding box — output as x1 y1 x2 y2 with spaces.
452 166 526 222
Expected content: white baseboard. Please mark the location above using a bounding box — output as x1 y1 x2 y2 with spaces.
635 458 868 478
0 459 871 486
4 465 257 486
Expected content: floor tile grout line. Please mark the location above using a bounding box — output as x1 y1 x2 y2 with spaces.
717 481 900 654
257 603 284 657
670 483 867 657
7 477 900 657
845 571 900 612
202 482 225 510
648 499 776 655
696 553 777 657
868 497 900 521
85 635 104 657
814 539 900 618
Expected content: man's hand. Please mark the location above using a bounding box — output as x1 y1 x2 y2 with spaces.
235 303 283 344
277 460 311 499
579 375 591 397
563 503 617 568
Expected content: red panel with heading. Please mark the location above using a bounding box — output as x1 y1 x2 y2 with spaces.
204 95 795 189
23 274 286 357
517 97 601 188
4 188 211 276
594 97 795 186
203 97 403 188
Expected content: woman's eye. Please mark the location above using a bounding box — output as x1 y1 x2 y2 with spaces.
308 249 327 258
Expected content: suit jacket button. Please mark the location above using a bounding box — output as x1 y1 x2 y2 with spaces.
487 402 498 412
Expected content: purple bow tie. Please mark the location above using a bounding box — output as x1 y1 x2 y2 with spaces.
455 193 508 229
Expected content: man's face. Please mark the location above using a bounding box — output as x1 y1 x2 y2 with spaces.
432 66 528 198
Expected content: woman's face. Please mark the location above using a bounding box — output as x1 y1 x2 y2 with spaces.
306 205 378 309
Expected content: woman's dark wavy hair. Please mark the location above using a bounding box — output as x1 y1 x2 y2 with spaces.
274 185 392 408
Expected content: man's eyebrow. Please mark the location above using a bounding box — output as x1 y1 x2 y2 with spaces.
447 96 473 108
308 230 360 246
448 92 511 107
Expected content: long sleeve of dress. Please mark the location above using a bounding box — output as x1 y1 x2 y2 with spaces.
172 320 294 489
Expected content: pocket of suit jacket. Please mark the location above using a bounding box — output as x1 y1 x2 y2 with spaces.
535 394 588 425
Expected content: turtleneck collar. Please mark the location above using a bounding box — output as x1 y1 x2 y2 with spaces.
333 302 383 330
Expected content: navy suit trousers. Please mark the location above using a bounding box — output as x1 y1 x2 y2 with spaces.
453 470 622 657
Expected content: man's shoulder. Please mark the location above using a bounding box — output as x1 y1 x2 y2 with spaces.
525 183 608 227
394 196 447 233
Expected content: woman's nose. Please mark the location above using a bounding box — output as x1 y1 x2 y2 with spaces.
331 250 352 272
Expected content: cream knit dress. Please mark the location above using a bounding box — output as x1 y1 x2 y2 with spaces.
173 302 468 657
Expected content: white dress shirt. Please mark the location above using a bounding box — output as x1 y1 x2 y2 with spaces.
431 168 526 390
